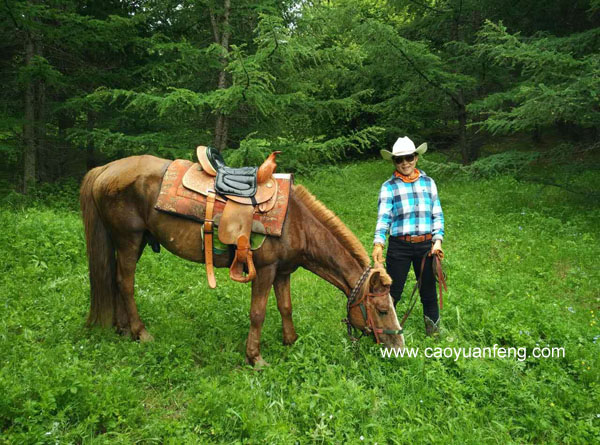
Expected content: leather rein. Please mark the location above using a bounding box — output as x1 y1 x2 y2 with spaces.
399 252 447 328
342 267 404 344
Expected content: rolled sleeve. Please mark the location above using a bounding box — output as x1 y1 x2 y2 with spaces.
374 183 393 245
430 180 445 241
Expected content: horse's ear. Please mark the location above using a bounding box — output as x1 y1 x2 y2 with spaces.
369 270 381 286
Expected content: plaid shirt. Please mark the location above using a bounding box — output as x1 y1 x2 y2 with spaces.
374 170 444 245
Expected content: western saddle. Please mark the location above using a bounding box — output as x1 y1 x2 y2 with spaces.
193 146 282 288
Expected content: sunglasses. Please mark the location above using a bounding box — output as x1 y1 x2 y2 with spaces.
393 154 416 164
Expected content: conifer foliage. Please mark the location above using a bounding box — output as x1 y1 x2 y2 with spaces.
1 0 598 190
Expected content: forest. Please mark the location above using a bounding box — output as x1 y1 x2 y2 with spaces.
1 1 599 443
1 0 598 190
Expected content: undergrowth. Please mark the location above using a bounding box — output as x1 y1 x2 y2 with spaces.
0 159 599 444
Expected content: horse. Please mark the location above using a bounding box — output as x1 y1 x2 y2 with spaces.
79 154 404 366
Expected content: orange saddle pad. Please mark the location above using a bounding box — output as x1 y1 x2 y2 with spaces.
155 160 292 237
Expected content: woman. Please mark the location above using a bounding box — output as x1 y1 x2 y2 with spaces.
372 136 445 336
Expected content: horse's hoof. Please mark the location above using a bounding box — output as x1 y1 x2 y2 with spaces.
117 326 132 338
138 329 154 342
246 355 269 369
254 357 269 369
283 332 298 345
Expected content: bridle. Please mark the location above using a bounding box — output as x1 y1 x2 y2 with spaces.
342 266 404 344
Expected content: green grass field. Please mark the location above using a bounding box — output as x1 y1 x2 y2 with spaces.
1 159 599 444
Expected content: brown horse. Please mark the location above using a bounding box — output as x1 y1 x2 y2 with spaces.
80 155 404 366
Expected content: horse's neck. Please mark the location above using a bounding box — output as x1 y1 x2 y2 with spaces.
290 198 366 296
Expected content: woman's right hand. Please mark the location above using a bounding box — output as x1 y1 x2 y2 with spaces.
372 243 384 265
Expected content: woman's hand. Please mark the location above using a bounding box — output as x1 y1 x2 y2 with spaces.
372 243 385 265
431 240 444 260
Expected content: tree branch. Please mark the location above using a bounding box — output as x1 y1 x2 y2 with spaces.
405 0 450 14
386 37 461 107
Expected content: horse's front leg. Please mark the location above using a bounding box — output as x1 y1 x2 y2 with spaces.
274 273 298 346
246 264 277 367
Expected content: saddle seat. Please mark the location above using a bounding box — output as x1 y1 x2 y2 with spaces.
189 146 282 288
198 146 258 198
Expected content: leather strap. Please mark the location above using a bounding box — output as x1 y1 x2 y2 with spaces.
204 191 217 289
433 254 447 310
396 233 432 243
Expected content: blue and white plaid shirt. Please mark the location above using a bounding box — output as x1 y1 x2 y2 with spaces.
373 170 444 245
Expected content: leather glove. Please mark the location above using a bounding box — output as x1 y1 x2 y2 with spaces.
372 243 385 265
431 240 444 260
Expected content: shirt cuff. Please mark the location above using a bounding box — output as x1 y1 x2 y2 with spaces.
373 237 386 245
432 235 443 242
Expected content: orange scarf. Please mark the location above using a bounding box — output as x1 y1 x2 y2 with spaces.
394 169 421 183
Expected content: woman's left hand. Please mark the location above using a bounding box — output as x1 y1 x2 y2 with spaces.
431 240 444 260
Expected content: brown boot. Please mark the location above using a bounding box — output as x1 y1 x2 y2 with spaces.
424 315 440 338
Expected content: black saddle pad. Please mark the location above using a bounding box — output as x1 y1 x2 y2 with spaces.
215 166 258 198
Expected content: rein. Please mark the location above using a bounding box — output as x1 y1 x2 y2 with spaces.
343 267 404 343
399 252 447 328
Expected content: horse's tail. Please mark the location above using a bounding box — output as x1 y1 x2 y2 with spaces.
80 166 117 327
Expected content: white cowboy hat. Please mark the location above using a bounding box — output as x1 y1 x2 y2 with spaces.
380 136 427 161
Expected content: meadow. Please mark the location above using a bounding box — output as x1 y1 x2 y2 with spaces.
0 158 599 444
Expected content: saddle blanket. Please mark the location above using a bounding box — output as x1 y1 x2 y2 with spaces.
155 159 292 237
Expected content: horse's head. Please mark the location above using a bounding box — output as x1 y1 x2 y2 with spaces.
347 266 405 349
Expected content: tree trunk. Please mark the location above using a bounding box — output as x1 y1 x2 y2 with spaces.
86 111 97 170
456 91 469 165
22 37 36 193
34 39 47 181
211 0 231 151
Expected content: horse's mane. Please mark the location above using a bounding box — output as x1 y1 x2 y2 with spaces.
293 184 372 270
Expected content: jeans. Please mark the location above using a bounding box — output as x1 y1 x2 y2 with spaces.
385 236 439 322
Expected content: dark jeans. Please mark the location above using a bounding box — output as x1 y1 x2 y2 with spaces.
386 236 439 322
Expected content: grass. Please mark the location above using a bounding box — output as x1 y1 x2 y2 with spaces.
0 159 599 444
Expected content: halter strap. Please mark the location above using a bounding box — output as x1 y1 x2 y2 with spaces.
343 267 403 344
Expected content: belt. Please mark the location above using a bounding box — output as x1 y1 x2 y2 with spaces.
394 233 432 243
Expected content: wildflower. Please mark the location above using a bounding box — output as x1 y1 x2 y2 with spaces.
360 436 364 441
567 307 575 313
518 226 523 230
329 415 333 420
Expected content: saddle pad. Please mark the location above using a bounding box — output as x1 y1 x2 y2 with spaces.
155 160 292 237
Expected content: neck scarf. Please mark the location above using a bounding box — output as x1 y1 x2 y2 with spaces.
394 169 421 183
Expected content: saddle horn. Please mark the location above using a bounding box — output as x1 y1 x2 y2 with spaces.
257 151 282 184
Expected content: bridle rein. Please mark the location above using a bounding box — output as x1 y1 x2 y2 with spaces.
343 266 404 344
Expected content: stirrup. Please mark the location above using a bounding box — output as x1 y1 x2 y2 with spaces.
229 235 256 283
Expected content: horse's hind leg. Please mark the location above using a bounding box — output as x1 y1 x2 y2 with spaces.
274 273 298 346
115 233 153 342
